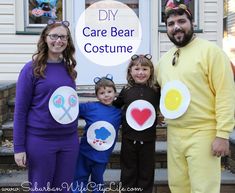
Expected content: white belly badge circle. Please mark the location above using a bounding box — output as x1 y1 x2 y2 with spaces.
49 86 79 124
87 121 116 151
126 100 156 131
160 80 191 119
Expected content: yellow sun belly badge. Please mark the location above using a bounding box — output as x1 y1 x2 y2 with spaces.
160 80 191 119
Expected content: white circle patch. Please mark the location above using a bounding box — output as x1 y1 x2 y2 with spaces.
160 80 191 119
75 0 142 66
87 121 116 151
126 100 156 131
49 86 79 124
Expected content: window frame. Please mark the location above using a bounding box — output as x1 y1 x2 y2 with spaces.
15 0 66 34
85 0 139 16
158 0 199 28
25 0 66 28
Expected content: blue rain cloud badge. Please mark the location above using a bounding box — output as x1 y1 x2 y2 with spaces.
87 121 116 151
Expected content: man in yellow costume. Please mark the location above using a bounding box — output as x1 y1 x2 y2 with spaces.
155 0 235 193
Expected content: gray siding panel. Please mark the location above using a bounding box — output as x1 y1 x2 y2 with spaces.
0 1 37 80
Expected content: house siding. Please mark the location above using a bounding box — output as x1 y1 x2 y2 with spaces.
226 0 235 64
228 0 235 36
0 0 37 81
0 0 225 82
0 1 15 34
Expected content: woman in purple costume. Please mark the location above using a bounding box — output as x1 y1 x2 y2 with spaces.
13 19 79 193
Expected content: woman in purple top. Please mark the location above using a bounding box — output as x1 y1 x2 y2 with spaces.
13 19 79 193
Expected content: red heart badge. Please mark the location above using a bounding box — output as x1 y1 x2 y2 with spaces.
131 108 152 126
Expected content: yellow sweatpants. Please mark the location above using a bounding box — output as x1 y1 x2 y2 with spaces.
167 128 221 193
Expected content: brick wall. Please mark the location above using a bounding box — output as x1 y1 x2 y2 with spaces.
0 82 16 125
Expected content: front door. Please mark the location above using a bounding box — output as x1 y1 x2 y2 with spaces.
74 0 150 85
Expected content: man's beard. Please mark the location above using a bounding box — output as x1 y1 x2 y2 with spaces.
167 26 194 47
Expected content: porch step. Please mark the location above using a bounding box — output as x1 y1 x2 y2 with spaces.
106 169 235 193
104 168 235 183
0 141 167 170
1 121 13 141
0 130 2 145
0 119 91 140
230 129 235 144
1 119 167 142
0 144 18 170
0 169 235 193
229 130 235 173
108 141 167 169
0 141 167 155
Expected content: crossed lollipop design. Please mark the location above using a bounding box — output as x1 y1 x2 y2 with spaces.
53 94 78 121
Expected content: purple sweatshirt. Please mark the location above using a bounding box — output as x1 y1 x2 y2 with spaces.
14 60 78 153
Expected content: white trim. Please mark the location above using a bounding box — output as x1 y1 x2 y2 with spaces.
199 0 204 30
151 0 159 63
137 0 150 54
158 0 164 26
194 0 199 27
15 0 24 31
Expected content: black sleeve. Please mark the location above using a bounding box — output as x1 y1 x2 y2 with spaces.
157 86 161 105
113 87 125 108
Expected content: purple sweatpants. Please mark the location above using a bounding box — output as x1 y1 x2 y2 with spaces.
26 133 79 193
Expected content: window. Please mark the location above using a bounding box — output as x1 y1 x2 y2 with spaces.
16 0 65 34
159 0 198 27
26 0 65 27
85 0 139 16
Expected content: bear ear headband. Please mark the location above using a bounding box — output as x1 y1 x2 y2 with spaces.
47 19 70 27
165 0 192 17
131 54 152 61
93 74 114 84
